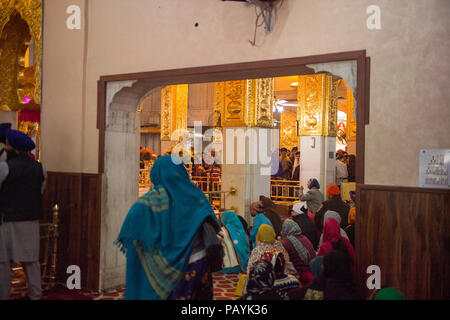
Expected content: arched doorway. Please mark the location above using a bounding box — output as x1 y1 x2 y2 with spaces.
97 51 370 290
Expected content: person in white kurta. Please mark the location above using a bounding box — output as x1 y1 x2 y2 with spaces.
335 151 348 187
0 129 46 300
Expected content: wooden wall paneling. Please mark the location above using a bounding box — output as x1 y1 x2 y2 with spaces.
356 185 450 300
42 172 82 283
80 173 102 291
42 172 102 290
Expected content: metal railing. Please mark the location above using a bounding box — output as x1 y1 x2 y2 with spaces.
270 178 301 205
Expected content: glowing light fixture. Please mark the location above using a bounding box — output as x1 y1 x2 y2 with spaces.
290 82 298 87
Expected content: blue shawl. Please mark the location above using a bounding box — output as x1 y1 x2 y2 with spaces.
116 155 219 300
220 210 250 273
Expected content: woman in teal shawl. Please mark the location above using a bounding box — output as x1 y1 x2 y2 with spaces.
219 210 251 273
116 155 220 300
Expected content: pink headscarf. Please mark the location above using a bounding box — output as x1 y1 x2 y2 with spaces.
318 218 355 270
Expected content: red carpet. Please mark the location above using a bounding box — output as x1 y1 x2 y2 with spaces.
11 273 239 300
41 284 92 300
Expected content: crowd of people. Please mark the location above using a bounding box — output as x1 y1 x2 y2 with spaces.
118 154 405 300
271 148 356 185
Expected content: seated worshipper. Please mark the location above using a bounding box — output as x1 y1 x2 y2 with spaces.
314 184 350 231
290 202 318 249
0 123 12 162
237 215 250 238
304 250 361 300
243 224 298 295
317 218 355 273
299 178 324 215
317 210 350 248
280 219 316 286
310 256 324 280
249 201 273 248
217 210 250 274
345 207 356 248
261 249 302 298
259 195 282 239
0 130 46 301
373 287 406 300
303 256 325 300
239 260 289 300
116 155 223 300
322 250 361 300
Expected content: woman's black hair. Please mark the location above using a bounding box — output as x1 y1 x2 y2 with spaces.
332 238 350 255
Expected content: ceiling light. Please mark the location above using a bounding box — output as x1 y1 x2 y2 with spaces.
290 82 298 87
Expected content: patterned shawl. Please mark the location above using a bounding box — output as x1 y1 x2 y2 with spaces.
281 219 311 263
116 155 219 300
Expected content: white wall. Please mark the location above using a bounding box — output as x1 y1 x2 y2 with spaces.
41 0 450 185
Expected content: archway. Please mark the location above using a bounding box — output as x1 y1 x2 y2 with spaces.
97 51 369 290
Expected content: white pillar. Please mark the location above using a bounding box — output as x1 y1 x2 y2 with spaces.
300 136 336 196
100 81 139 291
221 127 277 226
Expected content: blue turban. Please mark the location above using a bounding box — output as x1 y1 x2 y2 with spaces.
309 178 320 189
349 190 356 203
6 129 35 152
0 123 11 143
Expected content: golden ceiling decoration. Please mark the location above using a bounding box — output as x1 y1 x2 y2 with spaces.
0 0 42 110
297 74 338 137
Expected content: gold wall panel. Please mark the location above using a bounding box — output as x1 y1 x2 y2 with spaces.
346 86 357 141
213 82 224 127
15 0 42 105
222 80 247 127
280 108 298 150
253 78 274 128
160 85 188 141
297 74 338 137
0 0 42 109
0 12 30 111
324 76 338 137
214 78 274 128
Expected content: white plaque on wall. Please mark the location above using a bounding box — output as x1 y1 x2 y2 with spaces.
419 149 450 189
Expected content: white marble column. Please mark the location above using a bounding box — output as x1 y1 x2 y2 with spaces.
100 81 140 291
221 127 277 226
300 136 336 196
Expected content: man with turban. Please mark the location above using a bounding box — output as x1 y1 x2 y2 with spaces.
0 123 12 162
0 130 47 300
314 184 350 232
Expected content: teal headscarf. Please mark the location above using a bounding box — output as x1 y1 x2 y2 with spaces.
220 210 250 273
116 155 219 300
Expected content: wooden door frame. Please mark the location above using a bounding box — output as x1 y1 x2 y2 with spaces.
97 50 369 184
